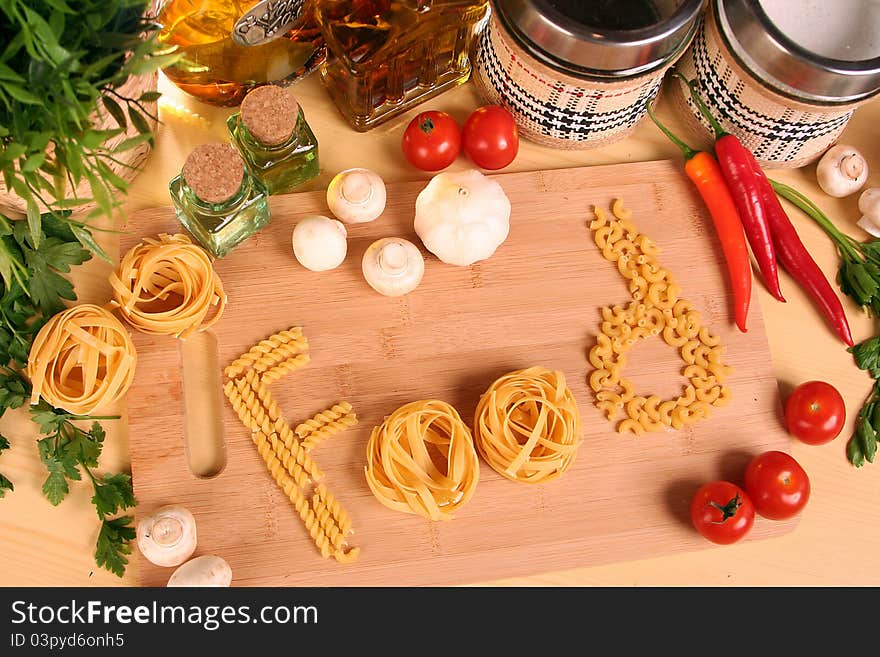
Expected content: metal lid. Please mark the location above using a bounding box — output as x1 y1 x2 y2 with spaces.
716 0 880 104
493 0 706 78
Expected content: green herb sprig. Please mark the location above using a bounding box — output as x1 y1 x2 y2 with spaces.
771 180 880 315
0 0 174 244
0 433 12 497
0 211 134 575
31 398 135 576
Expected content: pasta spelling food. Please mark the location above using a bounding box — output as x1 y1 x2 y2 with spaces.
365 400 480 521
109 233 226 339
27 304 137 415
222 326 359 562
587 200 733 434
474 367 581 483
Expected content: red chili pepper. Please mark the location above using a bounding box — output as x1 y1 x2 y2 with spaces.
647 101 751 332
677 74 785 303
747 156 854 346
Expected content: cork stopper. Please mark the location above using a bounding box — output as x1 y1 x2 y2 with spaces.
182 143 245 204
240 85 300 146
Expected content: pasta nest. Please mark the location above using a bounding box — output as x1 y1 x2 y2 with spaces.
365 400 480 521
27 304 137 415
109 233 226 339
474 367 581 483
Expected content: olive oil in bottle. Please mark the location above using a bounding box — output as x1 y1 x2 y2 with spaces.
157 0 326 106
314 0 489 131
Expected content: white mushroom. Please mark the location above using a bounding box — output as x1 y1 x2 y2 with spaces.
413 169 511 266
816 144 869 197
292 215 348 271
327 168 386 224
136 505 198 568
167 555 232 587
857 188 880 238
362 238 425 296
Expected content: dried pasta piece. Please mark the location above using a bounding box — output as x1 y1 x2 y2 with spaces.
474 367 581 484
365 400 479 521
301 412 359 452
27 304 137 415
295 402 354 438
260 353 311 385
109 233 226 339
223 327 308 379
222 327 358 562
585 199 735 437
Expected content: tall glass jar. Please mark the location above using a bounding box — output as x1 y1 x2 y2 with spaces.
315 0 490 131
157 0 327 106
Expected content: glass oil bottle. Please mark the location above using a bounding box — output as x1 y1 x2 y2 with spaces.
169 143 271 258
227 85 320 194
314 0 490 131
156 0 327 106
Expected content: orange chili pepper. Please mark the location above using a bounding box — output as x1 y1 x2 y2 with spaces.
647 101 751 332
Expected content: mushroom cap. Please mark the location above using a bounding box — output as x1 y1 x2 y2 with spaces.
362 238 425 296
292 215 348 271
167 555 232 587
414 169 511 266
817 144 869 198
136 505 198 568
327 168 387 224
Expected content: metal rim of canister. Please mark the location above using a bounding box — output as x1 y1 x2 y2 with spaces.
492 0 707 79
715 0 880 105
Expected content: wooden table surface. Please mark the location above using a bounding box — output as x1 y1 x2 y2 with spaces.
1 71 879 587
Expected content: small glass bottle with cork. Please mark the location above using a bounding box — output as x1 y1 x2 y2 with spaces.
169 143 271 258
227 85 320 195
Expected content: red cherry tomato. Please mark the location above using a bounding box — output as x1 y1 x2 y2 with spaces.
461 105 519 170
784 380 846 445
689 481 755 545
401 110 461 171
744 451 810 520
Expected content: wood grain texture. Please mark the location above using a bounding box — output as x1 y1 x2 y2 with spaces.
124 160 794 586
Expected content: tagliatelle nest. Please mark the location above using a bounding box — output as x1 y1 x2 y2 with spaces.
109 233 226 339
365 399 480 521
27 304 137 415
474 366 581 484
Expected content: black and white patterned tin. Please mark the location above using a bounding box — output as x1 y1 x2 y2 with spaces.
672 1 880 168
472 2 701 149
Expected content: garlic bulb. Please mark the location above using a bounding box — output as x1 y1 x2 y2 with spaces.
413 169 511 266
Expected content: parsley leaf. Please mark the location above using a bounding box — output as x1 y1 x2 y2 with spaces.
22 236 90 317
0 473 11 498
41 456 72 505
0 433 11 498
0 371 30 414
29 401 68 435
91 472 135 519
95 516 136 578
850 335 880 376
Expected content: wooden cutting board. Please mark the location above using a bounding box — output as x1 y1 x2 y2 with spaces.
124 160 795 587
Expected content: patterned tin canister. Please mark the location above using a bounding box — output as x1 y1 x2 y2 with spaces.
673 0 880 168
473 0 705 149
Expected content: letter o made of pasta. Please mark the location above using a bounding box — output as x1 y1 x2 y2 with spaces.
109 233 227 339
474 367 581 484
27 304 137 415
365 400 480 521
